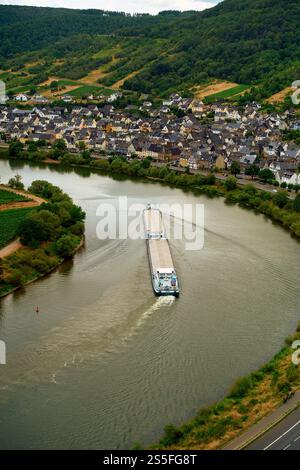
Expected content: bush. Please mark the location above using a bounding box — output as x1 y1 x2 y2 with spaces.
286 364 299 383
160 424 183 446
29 249 58 273
19 210 61 245
8 174 24 190
293 194 300 212
230 376 253 398
8 140 24 157
7 268 25 286
224 176 237 191
28 180 68 202
273 191 289 209
206 174 216 185
54 234 80 258
243 184 257 195
69 221 85 236
259 169 274 183
277 381 291 395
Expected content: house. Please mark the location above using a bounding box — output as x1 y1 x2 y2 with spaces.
32 94 48 104
107 92 122 103
14 93 29 102
240 153 258 165
189 99 205 115
188 156 199 170
215 155 226 170
280 172 300 186
62 95 73 103
179 156 189 168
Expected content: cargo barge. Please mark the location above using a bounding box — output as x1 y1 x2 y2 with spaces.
144 205 180 297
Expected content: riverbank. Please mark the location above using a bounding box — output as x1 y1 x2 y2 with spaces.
1 150 299 240
0 157 299 450
0 180 86 298
152 323 300 450
0 184 46 211
0 236 84 298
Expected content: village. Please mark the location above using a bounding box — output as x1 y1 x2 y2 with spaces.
1 93 300 187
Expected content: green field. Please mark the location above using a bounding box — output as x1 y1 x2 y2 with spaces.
67 85 112 98
0 207 34 248
56 79 80 87
0 189 30 204
204 84 250 103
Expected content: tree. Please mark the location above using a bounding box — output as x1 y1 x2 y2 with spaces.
51 139 67 160
243 184 256 195
141 157 152 169
230 161 241 176
224 176 237 191
258 169 274 183
77 141 86 152
206 174 216 185
7 268 24 286
245 165 260 179
294 184 300 194
273 191 289 209
54 234 79 258
81 150 91 161
8 174 24 190
293 193 300 212
50 80 59 91
28 141 38 152
19 210 61 245
8 140 24 157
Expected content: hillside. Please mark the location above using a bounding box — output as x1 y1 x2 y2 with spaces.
0 0 300 99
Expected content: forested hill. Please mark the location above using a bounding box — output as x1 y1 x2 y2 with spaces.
0 0 300 98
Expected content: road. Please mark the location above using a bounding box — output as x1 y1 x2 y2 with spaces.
0 238 22 259
0 185 46 259
246 406 300 450
167 164 289 195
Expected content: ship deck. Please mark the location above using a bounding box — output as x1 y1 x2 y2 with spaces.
148 238 174 273
144 208 164 237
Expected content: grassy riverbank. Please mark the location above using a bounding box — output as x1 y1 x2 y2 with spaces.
152 324 300 450
0 180 85 298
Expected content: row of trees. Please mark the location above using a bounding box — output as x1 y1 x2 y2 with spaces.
18 180 85 256
1 180 86 291
9 138 300 193
229 162 300 192
90 156 300 237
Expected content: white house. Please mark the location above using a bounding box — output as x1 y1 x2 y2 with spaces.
14 93 29 102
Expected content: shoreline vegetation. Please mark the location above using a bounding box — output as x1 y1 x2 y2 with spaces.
151 322 300 450
0 180 85 298
1 144 299 240
0 149 300 449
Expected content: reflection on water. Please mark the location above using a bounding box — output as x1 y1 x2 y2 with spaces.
0 158 299 449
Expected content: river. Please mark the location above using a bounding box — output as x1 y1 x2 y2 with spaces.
0 159 299 449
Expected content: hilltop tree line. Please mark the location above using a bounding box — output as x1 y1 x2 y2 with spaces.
0 1 300 97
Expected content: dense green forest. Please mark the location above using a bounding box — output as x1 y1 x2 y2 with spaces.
0 0 300 98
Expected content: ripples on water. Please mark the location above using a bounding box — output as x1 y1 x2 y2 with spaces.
0 160 299 449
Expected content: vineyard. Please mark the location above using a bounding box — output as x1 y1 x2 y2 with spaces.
0 207 35 249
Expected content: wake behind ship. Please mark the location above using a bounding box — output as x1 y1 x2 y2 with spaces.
144 205 180 297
